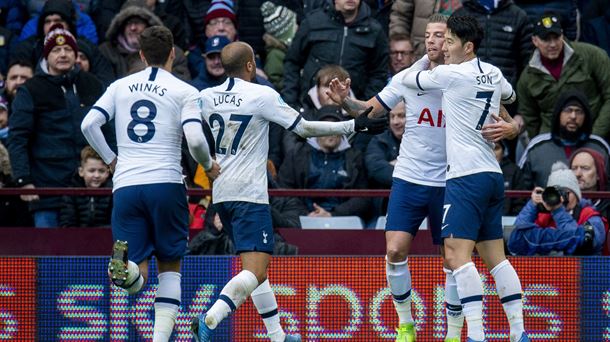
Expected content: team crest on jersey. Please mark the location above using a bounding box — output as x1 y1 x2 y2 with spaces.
197 98 203 110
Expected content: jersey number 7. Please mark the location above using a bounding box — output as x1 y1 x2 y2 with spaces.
209 113 252 155
475 91 494 130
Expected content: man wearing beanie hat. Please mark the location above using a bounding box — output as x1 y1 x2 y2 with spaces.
510 161 608 255
8 22 112 228
205 0 237 41
260 1 298 90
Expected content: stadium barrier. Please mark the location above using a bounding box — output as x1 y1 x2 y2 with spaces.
0 256 607 341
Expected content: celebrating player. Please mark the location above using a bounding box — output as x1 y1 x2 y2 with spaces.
81 26 220 341
190 41 387 342
327 14 518 342
402 15 529 342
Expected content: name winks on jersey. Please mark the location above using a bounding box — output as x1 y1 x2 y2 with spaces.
128 82 167 96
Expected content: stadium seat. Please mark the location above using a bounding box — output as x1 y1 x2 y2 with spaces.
502 216 518 242
374 216 428 230
299 216 364 229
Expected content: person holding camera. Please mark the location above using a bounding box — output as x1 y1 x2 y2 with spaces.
508 162 608 255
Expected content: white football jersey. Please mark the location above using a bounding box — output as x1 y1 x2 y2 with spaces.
92 67 201 190
200 77 301 204
404 58 514 179
377 68 446 187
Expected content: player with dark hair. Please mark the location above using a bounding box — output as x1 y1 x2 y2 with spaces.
190 41 387 342
402 15 529 342
81 25 220 341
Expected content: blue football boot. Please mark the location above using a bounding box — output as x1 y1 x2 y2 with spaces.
190 314 214 342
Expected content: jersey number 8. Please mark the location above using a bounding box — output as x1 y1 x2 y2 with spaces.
127 100 157 143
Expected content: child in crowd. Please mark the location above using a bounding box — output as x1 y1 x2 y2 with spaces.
59 146 112 227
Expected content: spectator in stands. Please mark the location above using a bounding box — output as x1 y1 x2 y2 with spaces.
495 140 518 214
60 146 112 227
388 34 415 76
8 25 112 228
509 162 608 255
389 0 461 58
19 0 98 44
0 98 8 145
517 12 610 139
283 0 388 109
99 2 190 80
452 0 533 87
2 60 33 108
581 8 610 56
278 106 372 222
0 137 32 226
0 25 16 76
513 0 579 41
261 1 298 91
11 0 114 86
0 0 26 36
190 35 230 91
516 89 610 191
365 101 405 189
570 148 610 218
142 0 188 50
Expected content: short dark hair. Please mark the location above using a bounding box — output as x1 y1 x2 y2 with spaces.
447 15 483 53
139 26 173 66
316 65 349 87
389 33 411 43
7 59 34 73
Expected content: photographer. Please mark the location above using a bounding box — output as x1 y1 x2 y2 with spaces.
508 162 608 255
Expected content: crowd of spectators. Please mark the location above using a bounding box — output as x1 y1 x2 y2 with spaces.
0 0 608 255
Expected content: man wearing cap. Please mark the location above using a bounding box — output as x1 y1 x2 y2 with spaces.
516 89 610 194
509 161 608 256
517 11 610 139
7 24 113 228
190 35 230 90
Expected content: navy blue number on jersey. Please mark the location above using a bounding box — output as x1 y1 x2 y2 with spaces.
475 91 494 130
128 100 157 143
209 113 252 155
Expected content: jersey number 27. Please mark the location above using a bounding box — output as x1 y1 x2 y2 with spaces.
209 113 252 155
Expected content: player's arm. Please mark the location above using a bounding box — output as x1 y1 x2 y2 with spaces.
401 63 449 91
327 78 385 118
182 92 219 178
81 87 117 166
500 76 516 105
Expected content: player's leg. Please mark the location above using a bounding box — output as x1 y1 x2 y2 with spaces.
384 178 431 341
109 186 152 295
149 183 191 342
476 175 528 342
428 187 464 341
441 175 488 342
251 278 303 342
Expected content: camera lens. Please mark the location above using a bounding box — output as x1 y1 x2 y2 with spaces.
542 186 561 206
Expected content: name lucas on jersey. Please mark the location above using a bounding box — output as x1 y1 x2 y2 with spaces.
213 94 243 107
128 82 167 96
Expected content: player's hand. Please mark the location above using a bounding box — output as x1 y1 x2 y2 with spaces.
354 107 387 134
20 183 39 202
308 203 331 217
109 158 117 174
481 114 518 142
327 78 351 105
531 187 544 205
205 161 221 181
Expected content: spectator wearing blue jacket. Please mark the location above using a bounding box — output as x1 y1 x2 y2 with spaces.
18 0 98 44
509 162 608 255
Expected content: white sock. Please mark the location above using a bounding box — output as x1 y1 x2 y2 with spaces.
490 260 525 342
453 262 484 341
251 279 286 342
385 257 413 324
444 267 464 339
153 272 181 342
124 261 144 295
206 270 259 329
